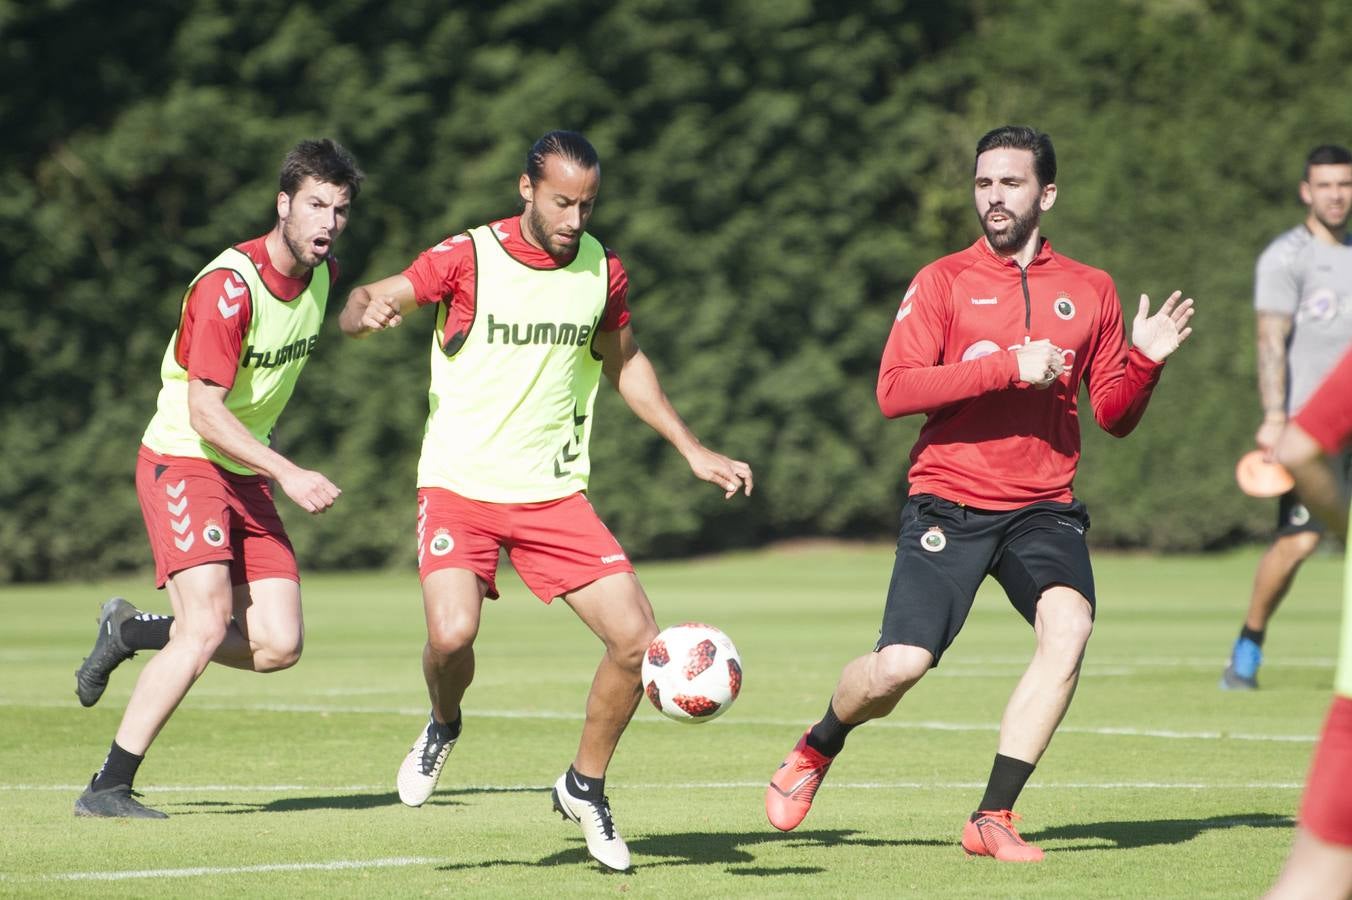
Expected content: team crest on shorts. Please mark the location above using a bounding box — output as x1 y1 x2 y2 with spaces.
1054 293 1076 320
202 520 227 547
1291 504 1311 527
429 529 455 556
921 527 947 552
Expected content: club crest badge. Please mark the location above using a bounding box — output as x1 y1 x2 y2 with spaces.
203 520 227 547
429 529 455 556
1054 293 1076 320
921 527 947 553
1290 504 1311 527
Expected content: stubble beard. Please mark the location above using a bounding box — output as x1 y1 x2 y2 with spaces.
982 204 1040 255
525 204 577 262
282 218 325 271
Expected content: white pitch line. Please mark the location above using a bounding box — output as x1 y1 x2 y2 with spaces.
0 698 1319 742
11 856 439 883
1 780 1305 793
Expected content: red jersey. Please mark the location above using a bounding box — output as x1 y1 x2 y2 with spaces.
879 237 1165 509
173 235 335 390
402 215 631 352
1295 344 1352 453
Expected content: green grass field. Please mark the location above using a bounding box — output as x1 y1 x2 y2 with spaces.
0 545 1343 898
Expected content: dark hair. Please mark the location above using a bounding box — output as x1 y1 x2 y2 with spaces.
525 130 599 184
1305 144 1352 179
279 138 365 199
975 125 1057 187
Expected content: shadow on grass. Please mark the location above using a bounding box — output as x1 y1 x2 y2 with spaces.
436 828 945 874
171 784 553 815
1028 812 1294 852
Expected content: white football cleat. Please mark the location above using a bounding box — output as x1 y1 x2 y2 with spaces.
550 771 631 871
396 716 457 807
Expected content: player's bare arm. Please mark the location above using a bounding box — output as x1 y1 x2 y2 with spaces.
1131 290 1195 362
1275 423 1349 543
596 325 753 498
1255 311 1293 452
339 274 418 337
187 379 340 514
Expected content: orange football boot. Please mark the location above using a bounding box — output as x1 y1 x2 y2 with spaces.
765 732 834 831
961 809 1045 862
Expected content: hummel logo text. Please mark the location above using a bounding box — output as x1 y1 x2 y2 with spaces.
971 297 998 305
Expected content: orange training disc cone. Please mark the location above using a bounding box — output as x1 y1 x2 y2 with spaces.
1236 449 1295 498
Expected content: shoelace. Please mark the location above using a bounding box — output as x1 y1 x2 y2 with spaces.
418 732 452 775
589 797 617 840
976 810 1028 842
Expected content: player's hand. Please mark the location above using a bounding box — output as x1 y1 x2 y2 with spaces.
686 447 754 498
1255 416 1285 457
1132 290 1194 362
1014 339 1064 389
277 467 342 514
360 295 404 332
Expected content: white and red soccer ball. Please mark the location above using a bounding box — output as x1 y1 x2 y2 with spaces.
641 623 742 723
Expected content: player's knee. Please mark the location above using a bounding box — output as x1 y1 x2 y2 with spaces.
1277 530 1321 562
869 646 928 701
609 622 657 673
427 617 478 658
1038 607 1093 659
255 633 303 672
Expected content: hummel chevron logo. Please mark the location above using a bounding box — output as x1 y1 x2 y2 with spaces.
218 295 241 319
165 480 187 498
174 534 196 552
170 516 192 535
166 498 188 516
432 234 471 252
222 275 246 299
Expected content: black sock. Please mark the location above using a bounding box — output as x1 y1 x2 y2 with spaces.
429 711 461 742
92 741 144 791
566 764 604 802
1240 626 1266 647
121 614 173 651
805 701 858 758
974 753 1036 816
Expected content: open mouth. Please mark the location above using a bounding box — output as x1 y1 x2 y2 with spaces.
312 236 331 255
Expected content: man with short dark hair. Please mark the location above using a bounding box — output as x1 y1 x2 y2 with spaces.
764 125 1194 861
340 130 752 872
73 138 364 819
1222 144 1352 691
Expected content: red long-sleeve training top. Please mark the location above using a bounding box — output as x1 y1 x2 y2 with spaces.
878 237 1165 509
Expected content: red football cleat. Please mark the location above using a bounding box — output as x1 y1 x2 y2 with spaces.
765 732 834 832
961 809 1045 862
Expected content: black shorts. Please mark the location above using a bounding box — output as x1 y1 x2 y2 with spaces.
876 493 1096 666
1275 450 1352 536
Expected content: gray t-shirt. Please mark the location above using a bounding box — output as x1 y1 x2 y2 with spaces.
1254 225 1352 412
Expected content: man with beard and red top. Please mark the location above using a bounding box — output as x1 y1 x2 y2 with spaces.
339 130 752 872
764 125 1195 861
72 139 364 819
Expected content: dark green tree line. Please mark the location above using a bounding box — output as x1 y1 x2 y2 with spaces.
2 0 1349 581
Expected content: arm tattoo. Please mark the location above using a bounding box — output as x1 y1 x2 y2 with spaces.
1256 312 1292 415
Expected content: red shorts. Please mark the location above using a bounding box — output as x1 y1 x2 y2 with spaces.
136 446 298 588
1300 694 1352 846
416 487 634 602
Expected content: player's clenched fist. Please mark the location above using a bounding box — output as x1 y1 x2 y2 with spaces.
278 466 342 514
361 294 405 332
1014 339 1064 389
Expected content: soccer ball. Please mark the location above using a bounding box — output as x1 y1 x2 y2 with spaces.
641 622 742 723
